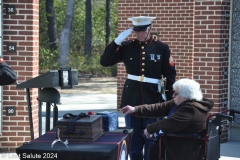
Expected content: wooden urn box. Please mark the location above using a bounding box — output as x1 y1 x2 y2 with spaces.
56 115 103 142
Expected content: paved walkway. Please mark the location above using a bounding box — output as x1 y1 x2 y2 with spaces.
220 142 240 160
1 94 240 160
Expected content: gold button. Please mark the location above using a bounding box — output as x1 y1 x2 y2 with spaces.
126 85 128 87
142 63 145 66
141 46 144 49
142 52 145 54
142 74 144 76
154 60 156 62
145 42 147 44
142 57 145 60
130 58 132 60
142 69 145 71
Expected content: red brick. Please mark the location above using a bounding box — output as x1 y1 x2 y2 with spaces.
9 137 24 141
1 143 17 147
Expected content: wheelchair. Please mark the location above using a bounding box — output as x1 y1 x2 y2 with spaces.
156 109 240 160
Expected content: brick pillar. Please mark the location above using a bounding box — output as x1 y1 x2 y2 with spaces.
1 0 39 151
194 0 230 142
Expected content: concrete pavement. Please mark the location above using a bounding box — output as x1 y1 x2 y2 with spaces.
221 142 240 159
1 94 240 160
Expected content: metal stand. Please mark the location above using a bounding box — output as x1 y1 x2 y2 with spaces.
45 102 51 132
53 104 58 127
45 102 58 133
51 128 68 148
26 88 34 140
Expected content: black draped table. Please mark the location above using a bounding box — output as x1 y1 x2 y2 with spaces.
16 127 133 160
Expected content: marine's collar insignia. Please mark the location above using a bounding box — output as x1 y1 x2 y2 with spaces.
150 54 155 60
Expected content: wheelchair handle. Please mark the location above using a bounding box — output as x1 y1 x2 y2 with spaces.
230 109 240 114
229 109 240 121
221 109 240 114
208 109 240 121
217 113 233 122
210 113 233 126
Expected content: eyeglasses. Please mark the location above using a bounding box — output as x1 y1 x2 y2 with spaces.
173 92 179 97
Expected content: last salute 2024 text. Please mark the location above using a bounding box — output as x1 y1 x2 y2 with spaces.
18 153 57 159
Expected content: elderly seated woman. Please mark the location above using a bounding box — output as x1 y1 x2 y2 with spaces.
121 78 214 160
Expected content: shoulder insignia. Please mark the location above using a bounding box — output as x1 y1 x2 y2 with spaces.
169 54 174 66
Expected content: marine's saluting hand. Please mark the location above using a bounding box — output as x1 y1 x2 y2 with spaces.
121 105 136 115
114 28 133 45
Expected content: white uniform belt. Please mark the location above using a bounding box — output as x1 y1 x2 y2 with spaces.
127 74 160 84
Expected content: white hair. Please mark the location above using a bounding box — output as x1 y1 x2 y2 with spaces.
173 78 203 101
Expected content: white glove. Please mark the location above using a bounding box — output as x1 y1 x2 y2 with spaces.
114 28 132 45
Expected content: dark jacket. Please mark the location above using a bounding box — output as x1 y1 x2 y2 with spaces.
100 37 176 107
134 98 214 160
0 60 17 85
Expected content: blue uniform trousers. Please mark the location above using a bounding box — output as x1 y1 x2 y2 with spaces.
125 114 157 160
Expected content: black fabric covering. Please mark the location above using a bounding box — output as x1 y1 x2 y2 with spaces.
16 128 133 160
16 142 117 160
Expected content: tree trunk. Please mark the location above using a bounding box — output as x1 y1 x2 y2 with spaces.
84 0 92 60
46 0 58 51
58 0 75 67
105 0 110 46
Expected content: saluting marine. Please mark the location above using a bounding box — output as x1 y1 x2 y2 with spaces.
100 16 176 160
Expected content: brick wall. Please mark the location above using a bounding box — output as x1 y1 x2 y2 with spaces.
1 0 39 151
117 0 230 142
194 0 230 141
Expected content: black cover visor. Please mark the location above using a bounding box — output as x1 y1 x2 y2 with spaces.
133 24 151 31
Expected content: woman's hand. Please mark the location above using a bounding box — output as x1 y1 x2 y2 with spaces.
121 105 136 115
143 129 150 138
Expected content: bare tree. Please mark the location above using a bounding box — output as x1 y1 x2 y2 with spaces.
84 0 92 59
58 0 75 67
105 0 110 45
46 0 58 50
